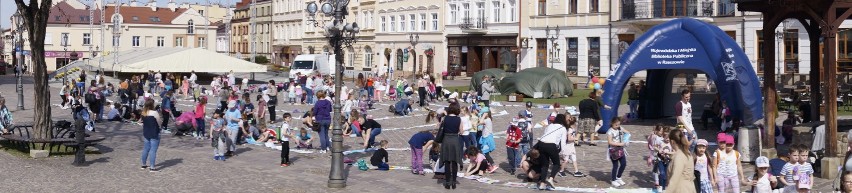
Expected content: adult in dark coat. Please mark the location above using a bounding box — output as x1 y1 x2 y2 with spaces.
438 102 463 189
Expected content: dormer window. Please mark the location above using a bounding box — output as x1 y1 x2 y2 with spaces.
187 20 195 34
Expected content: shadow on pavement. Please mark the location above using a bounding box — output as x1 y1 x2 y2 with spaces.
587 170 611 183
156 158 183 170
78 157 111 167
627 170 654 187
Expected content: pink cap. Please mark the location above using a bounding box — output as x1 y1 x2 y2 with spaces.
717 133 727 144
726 135 735 145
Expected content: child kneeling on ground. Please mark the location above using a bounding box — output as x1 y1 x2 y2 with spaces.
370 140 390 170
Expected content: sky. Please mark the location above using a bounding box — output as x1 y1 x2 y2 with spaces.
0 0 230 28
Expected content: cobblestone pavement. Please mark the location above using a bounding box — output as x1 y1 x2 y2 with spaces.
0 74 837 192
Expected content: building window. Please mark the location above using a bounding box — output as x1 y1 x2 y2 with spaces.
839 29 852 72
569 0 578 14
368 11 373 29
508 0 516 22
566 37 579 75
365 46 374 68
347 47 355 67
420 14 427 31
431 13 439 31
188 20 195 34
410 14 416 31
783 29 799 73
492 1 501 23
199 10 204 16
449 4 458 24
157 36 165 47
176 37 184 47
588 37 601 76
756 30 764 73
112 36 119 47
83 33 91 45
132 36 140 47
198 37 207 48
381 16 386 32
463 3 470 19
477 3 485 20
363 11 369 29
590 0 599 13
400 15 406 32
538 0 546 16
390 16 396 32
61 33 69 46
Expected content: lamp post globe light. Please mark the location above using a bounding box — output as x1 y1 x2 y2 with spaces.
305 0 360 188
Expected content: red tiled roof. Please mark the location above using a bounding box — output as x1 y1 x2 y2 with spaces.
104 6 187 25
47 1 102 25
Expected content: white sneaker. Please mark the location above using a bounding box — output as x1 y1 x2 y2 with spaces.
616 178 626 186
611 181 621 187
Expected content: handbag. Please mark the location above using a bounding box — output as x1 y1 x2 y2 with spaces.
310 122 320 132
609 130 625 160
434 120 445 143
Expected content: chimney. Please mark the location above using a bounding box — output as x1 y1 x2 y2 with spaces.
180 2 190 9
146 0 156 11
168 0 177 12
129 0 138 7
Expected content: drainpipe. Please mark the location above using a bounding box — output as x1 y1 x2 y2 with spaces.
517 0 522 72
609 23 613 74
741 11 746 51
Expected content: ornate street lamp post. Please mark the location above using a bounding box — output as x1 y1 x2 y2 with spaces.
306 0 360 188
409 33 419 75
14 12 24 110
545 26 560 69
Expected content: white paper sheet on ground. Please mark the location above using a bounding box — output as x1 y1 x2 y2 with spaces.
290 149 314 154
496 110 508 116
490 102 503 106
534 124 543 129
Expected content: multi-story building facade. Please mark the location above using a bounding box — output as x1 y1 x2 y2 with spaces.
216 21 230 54
298 0 376 78
520 0 611 81
375 0 445 78
230 0 273 61
11 0 226 72
445 0 517 77
271 0 305 66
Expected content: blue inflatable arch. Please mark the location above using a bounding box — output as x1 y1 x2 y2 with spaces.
598 18 764 133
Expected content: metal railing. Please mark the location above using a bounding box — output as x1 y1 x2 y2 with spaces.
460 17 487 30
621 0 736 20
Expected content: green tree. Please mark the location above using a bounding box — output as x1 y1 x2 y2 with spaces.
245 55 270 64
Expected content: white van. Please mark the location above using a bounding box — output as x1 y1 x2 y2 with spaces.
289 54 336 78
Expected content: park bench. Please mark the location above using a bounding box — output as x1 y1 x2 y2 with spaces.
0 122 105 153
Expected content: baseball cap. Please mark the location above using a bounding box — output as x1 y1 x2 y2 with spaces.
755 156 770 167
726 135 735 145
696 139 708 147
717 133 728 143
525 101 533 108
227 100 237 108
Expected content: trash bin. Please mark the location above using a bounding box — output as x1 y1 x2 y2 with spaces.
737 125 760 162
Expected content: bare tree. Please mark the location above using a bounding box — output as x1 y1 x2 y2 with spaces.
14 0 53 142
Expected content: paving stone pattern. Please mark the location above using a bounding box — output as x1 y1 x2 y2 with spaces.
0 74 837 192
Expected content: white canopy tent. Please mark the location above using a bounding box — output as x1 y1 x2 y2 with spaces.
89 47 266 73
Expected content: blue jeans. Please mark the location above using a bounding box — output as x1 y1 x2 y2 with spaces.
306 88 315 104
519 143 531 158
367 128 382 148
507 147 521 170
367 86 375 99
141 137 160 168
195 118 206 136
628 100 639 118
350 124 362 137
611 157 627 181
318 120 331 150
656 161 669 188
461 134 476 150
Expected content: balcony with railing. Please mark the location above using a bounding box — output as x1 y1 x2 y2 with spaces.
620 0 736 20
460 17 488 30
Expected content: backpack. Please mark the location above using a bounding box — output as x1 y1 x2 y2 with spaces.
713 149 740 169
505 126 521 147
85 93 97 104
519 121 533 143
357 159 369 171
